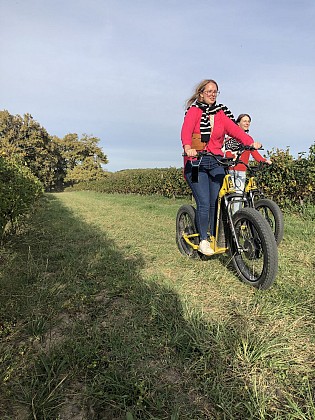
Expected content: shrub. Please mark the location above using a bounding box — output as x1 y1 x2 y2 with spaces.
258 145 315 208
0 156 43 238
66 143 315 211
68 167 191 198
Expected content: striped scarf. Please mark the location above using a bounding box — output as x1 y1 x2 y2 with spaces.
224 129 249 152
186 101 235 143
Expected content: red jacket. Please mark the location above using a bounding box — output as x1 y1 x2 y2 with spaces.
226 149 267 171
181 107 254 166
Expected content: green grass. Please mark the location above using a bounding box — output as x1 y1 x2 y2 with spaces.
1 191 315 419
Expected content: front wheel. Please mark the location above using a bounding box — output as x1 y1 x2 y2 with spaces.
176 205 200 258
230 207 278 290
254 198 284 246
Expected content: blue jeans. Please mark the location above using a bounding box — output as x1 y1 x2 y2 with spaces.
184 155 225 239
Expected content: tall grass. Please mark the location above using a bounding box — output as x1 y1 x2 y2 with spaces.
1 191 315 419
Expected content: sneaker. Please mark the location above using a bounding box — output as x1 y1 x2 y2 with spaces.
198 240 214 256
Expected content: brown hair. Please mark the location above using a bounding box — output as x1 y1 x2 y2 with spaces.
185 79 219 108
236 113 251 124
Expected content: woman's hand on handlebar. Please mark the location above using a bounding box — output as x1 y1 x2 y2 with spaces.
251 141 262 150
184 146 198 157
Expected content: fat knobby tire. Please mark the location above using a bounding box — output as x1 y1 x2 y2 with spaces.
254 198 284 246
176 205 199 258
231 207 278 290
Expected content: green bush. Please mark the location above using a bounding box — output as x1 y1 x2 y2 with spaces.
67 143 315 210
68 167 191 198
257 145 315 208
0 156 43 238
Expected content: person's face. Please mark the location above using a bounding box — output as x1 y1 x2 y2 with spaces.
238 116 251 131
199 82 218 105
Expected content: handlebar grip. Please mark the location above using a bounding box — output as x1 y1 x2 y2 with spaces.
243 145 264 151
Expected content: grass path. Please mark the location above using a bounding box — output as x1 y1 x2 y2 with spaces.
1 191 315 419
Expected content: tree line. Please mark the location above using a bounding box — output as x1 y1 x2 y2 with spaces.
68 143 315 210
0 110 108 191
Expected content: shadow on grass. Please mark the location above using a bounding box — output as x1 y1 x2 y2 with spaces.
0 194 295 420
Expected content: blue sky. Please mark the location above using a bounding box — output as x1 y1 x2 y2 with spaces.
1 0 315 172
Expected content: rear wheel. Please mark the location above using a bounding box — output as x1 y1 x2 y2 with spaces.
230 207 278 290
176 205 199 258
254 198 284 245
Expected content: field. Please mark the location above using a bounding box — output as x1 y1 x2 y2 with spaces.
1 191 315 419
